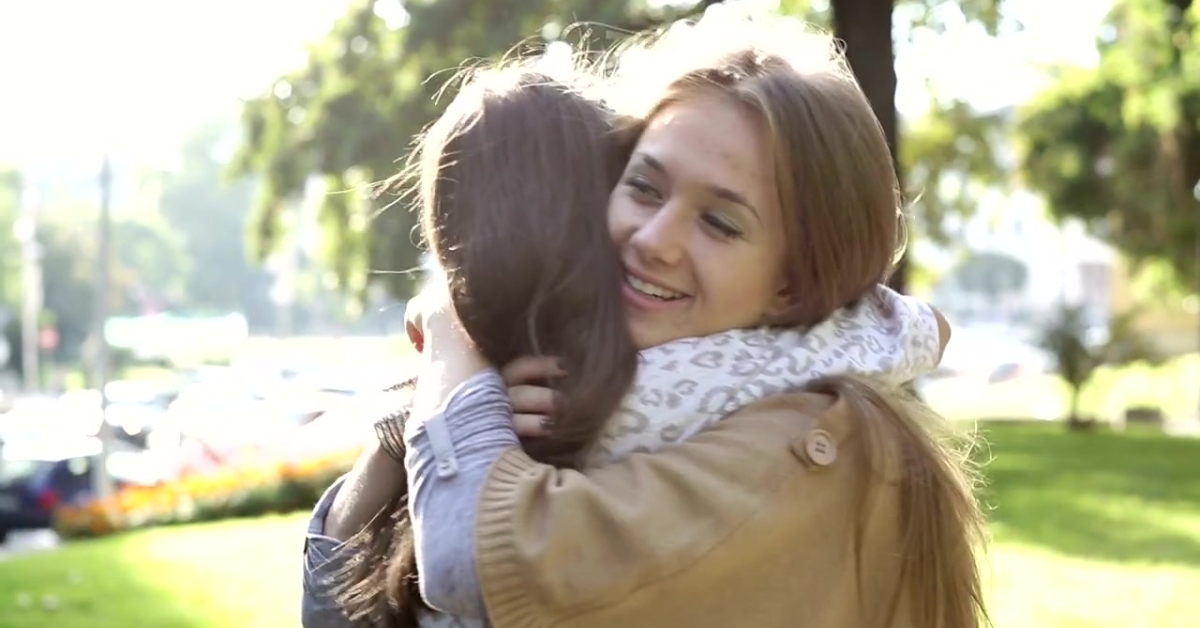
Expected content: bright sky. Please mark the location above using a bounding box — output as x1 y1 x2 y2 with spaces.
0 0 1113 172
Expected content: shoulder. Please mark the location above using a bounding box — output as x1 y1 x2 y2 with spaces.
725 377 931 484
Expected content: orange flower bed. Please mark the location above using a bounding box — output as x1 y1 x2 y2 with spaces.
54 448 362 540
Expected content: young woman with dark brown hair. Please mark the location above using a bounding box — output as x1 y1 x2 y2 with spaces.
302 17 984 628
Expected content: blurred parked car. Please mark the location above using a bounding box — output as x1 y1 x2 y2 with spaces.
0 435 164 542
916 324 1064 421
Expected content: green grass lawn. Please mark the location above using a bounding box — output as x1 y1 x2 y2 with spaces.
0 515 309 628
978 422 1200 627
2 422 1197 628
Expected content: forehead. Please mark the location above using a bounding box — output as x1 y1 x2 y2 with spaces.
635 93 779 212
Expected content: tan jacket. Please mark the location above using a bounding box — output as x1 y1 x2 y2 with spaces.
472 389 934 628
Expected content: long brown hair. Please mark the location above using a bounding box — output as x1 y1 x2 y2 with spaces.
605 19 906 327
329 64 639 627
334 18 987 628
606 17 989 627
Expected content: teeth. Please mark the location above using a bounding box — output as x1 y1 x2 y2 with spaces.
627 275 685 300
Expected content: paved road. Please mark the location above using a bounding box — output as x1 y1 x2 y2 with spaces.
0 529 60 560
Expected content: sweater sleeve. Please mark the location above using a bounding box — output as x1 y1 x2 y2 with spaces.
298 370 513 626
403 368 520 618
300 476 354 628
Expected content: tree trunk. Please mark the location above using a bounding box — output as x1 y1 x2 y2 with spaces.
1065 385 1096 431
831 0 908 294
1166 0 1200 423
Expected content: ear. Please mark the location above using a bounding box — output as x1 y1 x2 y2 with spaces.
763 284 795 321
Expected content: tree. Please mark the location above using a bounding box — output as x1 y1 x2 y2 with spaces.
901 98 1011 247
1018 0 1200 292
233 0 1011 300
827 0 1008 292
231 0 723 301
1040 304 1158 429
0 169 23 309
0 169 25 374
156 121 277 326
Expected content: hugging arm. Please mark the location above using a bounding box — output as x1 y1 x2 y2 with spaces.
300 391 413 628
302 477 353 628
811 286 948 385
405 380 910 628
300 370 515 625
402 369 520 618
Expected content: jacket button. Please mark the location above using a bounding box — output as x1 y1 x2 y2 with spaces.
804 430 837 466
436 456 459 479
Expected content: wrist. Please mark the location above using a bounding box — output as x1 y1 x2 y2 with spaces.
374 411 408 463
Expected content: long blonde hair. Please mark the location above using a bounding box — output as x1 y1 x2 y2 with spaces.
602 16 988 627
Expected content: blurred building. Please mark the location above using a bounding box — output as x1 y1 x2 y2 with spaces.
925 189 1118 329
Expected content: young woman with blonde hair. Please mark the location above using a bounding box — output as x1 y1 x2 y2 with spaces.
303 16 986 628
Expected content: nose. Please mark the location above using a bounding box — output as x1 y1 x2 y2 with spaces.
629 204 686 267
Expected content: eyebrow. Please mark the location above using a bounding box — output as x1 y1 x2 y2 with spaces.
637 152 763 224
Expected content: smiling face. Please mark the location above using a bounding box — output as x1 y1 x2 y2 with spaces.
608 91 790 349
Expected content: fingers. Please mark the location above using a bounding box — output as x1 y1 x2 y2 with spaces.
503 356 564 440
512 414 552 438
501 355 564 386
508 384 558 416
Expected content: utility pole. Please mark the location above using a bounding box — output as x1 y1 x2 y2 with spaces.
16 187 43 393
93 155 115 501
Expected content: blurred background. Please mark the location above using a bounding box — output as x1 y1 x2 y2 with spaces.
0 0 1197 627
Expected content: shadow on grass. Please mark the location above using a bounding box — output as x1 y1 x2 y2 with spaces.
979 422 1200 567
0 514 306 628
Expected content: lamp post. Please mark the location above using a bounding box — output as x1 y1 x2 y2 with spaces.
15 186 43 393
93 155 115 501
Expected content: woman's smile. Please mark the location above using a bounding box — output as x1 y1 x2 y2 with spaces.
622 268 692 313
607 92 788 349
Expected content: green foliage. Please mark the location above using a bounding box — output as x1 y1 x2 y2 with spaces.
156 121 274 320
0 168 25 311
902 98 1010 243
230 0 1022 300
230 0 722 301
0 130 281 365
901 0 1007 36
1018 0 1200 290
0 171 109 364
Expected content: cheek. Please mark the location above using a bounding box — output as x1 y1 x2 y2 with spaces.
607 194 635 248
699 250 784 323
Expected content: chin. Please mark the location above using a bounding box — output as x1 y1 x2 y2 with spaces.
629 325 664 350
629 327 683 350
626 309 698 349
